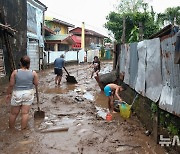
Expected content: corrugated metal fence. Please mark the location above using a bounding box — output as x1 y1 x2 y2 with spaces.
119 34 180 117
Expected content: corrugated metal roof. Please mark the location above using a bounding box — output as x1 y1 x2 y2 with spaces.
159 33 180 117
149 24 179 39
45 34 70 41
70 27 107 38
28 0 47 11
149 24 173 39
34 0 47 10
71 35 81 43
45 18 75 28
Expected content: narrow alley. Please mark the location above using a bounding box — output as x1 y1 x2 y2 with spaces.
0 62 166 154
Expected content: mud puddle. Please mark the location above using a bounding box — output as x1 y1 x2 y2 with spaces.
40 83 77 94
0 62 167 154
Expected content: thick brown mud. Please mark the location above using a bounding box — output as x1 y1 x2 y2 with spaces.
0 62 167 154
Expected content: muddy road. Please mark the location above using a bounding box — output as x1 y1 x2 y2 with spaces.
0 62 166 154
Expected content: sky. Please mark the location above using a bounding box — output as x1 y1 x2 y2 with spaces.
39 0 180 37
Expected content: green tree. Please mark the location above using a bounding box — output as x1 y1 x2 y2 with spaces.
129 25 139 42
157 6 180 26
105 11 159 43
104 37 112 44
100 46 105 58
117 0 144 13
105 0 160 43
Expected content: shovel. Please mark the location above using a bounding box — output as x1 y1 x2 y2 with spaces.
63 67 77 83
34 86 45 119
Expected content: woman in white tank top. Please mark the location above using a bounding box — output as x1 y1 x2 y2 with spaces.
6 56 38 130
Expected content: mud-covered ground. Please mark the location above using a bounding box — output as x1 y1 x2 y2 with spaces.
0 62 167 154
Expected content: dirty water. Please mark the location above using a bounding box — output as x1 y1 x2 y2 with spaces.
42 83 76 94
0 62 168 154
83 92 94 101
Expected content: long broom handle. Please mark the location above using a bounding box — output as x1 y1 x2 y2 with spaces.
35 86 40 111
63 67 70 76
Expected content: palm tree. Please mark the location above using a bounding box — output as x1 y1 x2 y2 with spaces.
157 6 180 26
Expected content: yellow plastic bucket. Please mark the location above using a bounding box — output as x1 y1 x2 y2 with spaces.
119 102 132 119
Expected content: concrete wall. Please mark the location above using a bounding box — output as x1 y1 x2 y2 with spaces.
45 50 86 64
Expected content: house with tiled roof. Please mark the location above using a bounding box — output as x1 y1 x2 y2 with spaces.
44 17 75 51
70 27 107 50
62 35 81 50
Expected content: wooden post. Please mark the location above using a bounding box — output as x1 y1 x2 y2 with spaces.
121 17 126 44
0 9 16 73
113 42 117 70
139 22 144 41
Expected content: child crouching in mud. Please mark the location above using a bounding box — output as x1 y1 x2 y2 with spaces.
104 83 127 113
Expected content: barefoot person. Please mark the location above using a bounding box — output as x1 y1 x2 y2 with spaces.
54 54 65 85
104 83 126 113
6 56 38 130
89 56 100 78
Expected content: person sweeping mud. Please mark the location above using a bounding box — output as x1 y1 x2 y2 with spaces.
104 83 126 113
54 54 65 85
6 56 38 130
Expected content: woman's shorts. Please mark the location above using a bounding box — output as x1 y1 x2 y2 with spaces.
93 68 100 72
11 89 35 106
54 68 63 76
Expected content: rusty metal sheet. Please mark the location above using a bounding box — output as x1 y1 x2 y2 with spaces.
160 86 180 117
124 44 130 84
159 34 180 116
135 40 147 96
129 42 138 89
145 38 163 102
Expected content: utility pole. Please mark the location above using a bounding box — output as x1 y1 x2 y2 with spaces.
81 22 85 51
